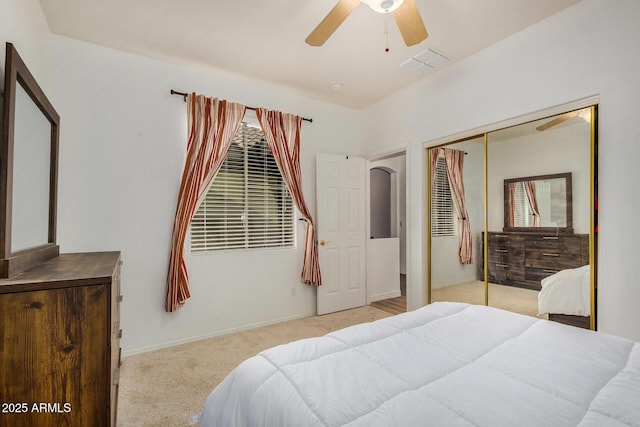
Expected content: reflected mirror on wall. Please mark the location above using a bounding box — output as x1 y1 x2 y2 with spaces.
504 172 572 231
428 105 596 329
507 176 567 228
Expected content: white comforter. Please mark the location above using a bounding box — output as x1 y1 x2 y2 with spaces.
538 265 591 316
200 302 640 427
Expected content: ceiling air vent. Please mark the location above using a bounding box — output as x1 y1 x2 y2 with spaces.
399 48 451 74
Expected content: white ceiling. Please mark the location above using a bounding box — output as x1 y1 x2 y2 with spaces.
39 0 581 109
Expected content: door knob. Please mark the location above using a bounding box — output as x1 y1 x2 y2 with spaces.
319 240 330 246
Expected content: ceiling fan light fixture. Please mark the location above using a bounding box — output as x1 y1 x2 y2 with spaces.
361 0 405 14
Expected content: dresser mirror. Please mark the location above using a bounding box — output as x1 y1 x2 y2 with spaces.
1 43 59 277
503 172 573 233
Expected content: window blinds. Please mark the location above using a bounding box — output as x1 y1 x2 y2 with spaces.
431 156 455 237
191 123 295 252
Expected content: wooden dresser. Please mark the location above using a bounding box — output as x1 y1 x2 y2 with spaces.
0 252 122 427
482 232 589 290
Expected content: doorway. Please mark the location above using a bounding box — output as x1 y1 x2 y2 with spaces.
368 152 407 314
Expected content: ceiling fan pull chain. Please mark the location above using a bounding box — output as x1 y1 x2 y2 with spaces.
385 14 390 52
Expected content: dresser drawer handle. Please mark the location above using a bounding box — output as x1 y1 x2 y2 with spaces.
495 263 509 268
543 269 560 273
543 253 560 257
495 249 508 253
542 236 559 240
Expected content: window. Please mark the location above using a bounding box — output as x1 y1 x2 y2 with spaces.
191 122 295 252
513 182 530 227
431 156 455 237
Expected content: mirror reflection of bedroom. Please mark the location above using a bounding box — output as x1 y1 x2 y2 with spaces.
428 106 596 329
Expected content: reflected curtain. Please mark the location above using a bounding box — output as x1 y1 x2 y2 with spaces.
165 94 247 312
256 108 322 286
443 148 472 264
524 181 541 227
430 149 440 183
432 147 473 265
507 182 517 227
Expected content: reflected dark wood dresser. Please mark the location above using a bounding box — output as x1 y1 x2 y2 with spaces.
0 251 122 427
482 232 589 290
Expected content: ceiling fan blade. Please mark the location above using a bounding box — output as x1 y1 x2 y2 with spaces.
305 0 361 46
393 0 428 46
535 111 580 131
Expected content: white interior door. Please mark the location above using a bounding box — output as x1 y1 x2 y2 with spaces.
316 154 366 315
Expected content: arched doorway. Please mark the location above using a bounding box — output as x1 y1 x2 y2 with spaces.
368 154 406 313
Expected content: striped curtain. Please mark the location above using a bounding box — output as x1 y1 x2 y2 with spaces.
524 180 541 227
430 149 440 183
507 181 517 227
442 148 473 265
256 108 322 286
165 94 247 312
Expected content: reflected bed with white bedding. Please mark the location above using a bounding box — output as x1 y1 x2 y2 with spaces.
538 265 591 329
538 265 591 317
198 302 640 427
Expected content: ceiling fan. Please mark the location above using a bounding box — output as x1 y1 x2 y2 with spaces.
535 108 591 131
305 0 428 47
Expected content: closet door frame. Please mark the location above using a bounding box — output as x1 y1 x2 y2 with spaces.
425 97 598 330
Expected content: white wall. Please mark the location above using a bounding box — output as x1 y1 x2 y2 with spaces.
0 0 52 92
50 36 363 355
362 0 640 340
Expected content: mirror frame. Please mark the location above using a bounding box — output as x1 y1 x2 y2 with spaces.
503 172 573 234
1 42 59 277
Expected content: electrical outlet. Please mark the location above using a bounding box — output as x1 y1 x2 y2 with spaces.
291 287 297 297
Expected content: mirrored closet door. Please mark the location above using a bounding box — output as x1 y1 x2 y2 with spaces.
427 106 597 329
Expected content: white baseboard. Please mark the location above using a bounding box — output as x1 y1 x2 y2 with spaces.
368 290 401 304
121 310 316 358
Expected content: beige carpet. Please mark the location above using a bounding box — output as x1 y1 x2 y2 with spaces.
117 306 391 426
432 280 543 318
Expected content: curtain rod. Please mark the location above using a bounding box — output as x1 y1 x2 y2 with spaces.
170 90 313 123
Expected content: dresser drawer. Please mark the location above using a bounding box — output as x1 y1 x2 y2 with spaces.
488 234 524 265
525 267 562 282
488 247 524 264
488 234 524 250
524 235 585 254
485 233 525 286
525 250 587 270
488 261 525 283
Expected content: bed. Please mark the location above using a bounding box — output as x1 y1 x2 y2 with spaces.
538 265 591 328
196 302 639 426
